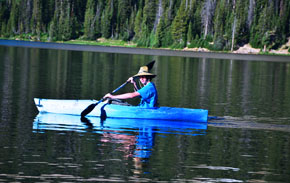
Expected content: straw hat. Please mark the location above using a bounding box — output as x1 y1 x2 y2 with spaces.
133 66 156 78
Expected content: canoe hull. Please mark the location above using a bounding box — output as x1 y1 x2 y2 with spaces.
34 98 208 123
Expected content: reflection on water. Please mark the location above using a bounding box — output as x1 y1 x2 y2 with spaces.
34 113 207 161
31 113 208 178
1 45 290 182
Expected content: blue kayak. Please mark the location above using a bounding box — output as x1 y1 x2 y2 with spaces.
34 98 208 123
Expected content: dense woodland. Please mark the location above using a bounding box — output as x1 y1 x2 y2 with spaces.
0 0 290 51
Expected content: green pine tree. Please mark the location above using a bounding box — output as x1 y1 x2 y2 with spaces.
154 15 165 47
101 0 114 39
187 21 193 45
171 1 188 46
117 0 130 39
134 9 143 40
7 1 20 36
137 0 156 46
84 0 97 40
31 0 42 40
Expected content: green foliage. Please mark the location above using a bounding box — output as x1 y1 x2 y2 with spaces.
136 0 156 47
142 0 156 32
133 9 143 40
117 0 131 39
0 0 289 52
211 36 226 51
153 15 165 48
213 0 226 41
171 1 188 45
84 0 97 40
31 0 42 40
1 22 8 37
48 20 56 42
186 22 193 45
188 35 213 50
7 1 19 35
101 0 115 39
250 32 261 49
188 35 199 48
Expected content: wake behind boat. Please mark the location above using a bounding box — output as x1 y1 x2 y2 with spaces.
34 98 208 123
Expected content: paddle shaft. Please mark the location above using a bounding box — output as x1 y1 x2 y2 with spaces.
111 81 129 93
81 81 129 116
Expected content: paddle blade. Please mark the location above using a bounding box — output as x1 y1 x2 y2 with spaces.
81 103 97 117
146 60 155 70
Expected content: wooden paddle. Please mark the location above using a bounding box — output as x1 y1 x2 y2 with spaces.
80 60 155 117
80 81 129 117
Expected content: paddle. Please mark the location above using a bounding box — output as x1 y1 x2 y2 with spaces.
80 81 129 117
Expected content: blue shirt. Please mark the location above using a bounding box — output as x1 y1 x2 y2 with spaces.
137 82 158 108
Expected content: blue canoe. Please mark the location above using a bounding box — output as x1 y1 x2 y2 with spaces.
34 98 208 123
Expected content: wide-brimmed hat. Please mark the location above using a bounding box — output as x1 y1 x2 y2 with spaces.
133 66 156 78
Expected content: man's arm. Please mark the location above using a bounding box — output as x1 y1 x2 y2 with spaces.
104 91 140 100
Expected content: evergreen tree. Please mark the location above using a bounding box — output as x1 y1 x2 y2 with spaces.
187 21 193 45
154 14 165 47
250 0 275 49
171 0 188 46
134 9 143 40
84 0 97 40
192 2 202 37
0 0 10 36
31 0 42 40
117 0 130 39
201 0 216 39
42 0 55 27
7 0 20 35
18 0 33 34
142 0 156 32
58 0 72 40
101 0 115 39
213 0 226 45
138 0 156 46
124 9 136 41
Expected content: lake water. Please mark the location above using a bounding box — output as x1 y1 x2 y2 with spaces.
0 43 290 182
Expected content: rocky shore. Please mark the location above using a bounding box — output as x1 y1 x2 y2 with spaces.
233 43 290 55
184 38 290 55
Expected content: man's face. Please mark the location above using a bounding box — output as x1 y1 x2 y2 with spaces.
139 76 148 85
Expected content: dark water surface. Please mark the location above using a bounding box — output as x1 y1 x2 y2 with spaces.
1 44 290 182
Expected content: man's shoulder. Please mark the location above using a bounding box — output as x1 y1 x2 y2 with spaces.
137 82 154 94
147 82 155 88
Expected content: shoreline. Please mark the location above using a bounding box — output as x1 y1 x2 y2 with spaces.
0 39 289 62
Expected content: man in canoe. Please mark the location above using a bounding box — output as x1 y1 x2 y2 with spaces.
104 66 158 108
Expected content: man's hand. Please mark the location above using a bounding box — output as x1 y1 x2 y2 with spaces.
127 77 135 84
104 93 113 99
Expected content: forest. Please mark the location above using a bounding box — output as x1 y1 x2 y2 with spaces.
0 0 289 52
